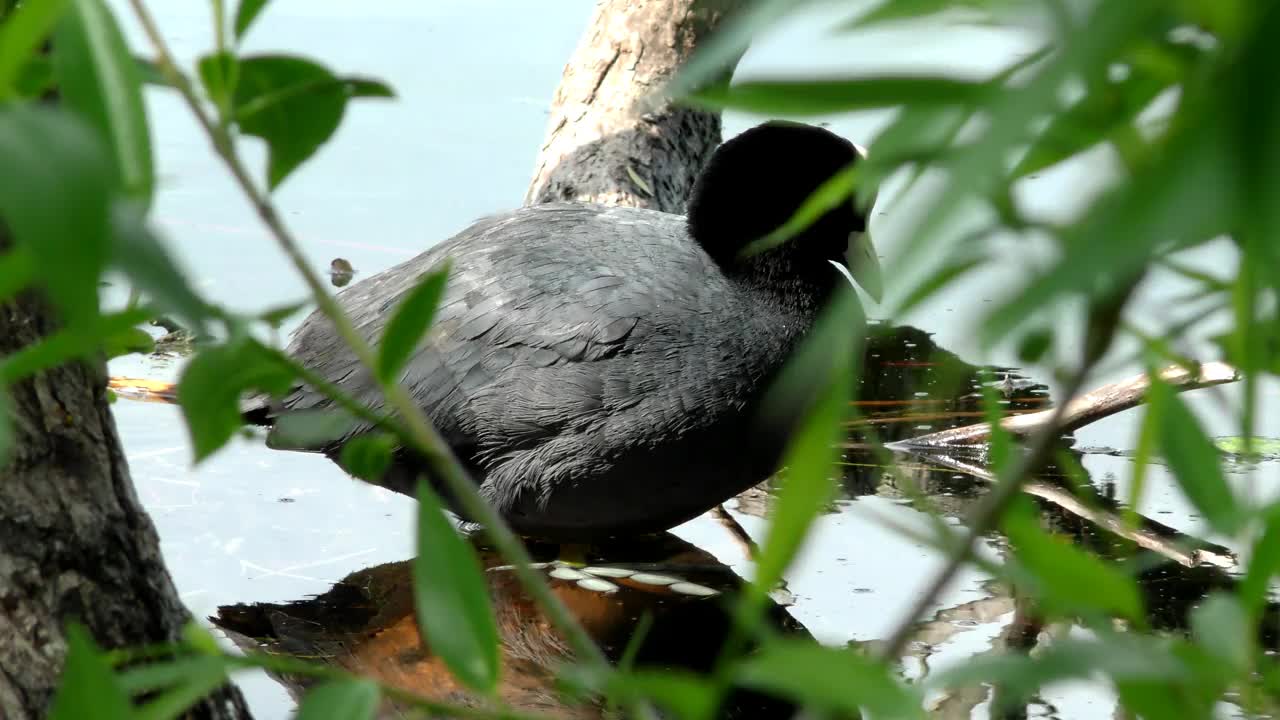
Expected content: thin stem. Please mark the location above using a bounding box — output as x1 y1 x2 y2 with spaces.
876 365 1091 661
124 0 606 669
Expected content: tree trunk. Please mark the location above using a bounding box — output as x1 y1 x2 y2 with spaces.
525 0 743 213
0 227 251 719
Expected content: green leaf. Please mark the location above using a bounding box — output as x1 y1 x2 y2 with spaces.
233 0 269 41
0 245 35 301
377 261 450 383
119 656 227 695
665 0 821 101
232 54 393 189
983 114 1233 344
1240 504 1280 618
848 0 1010 27
53 0 154 203
295 679 380 720
177 338 296 462
134 659 230 720
0 105 113 329
267 408 359 451
740 165 858 258
1152 379 1240 535
413 479 499 693
754 287 864 590
49 624 134 720
110 202 212 336
196 51 238 117
601 669 717 720
735 639 924 720
133 55 170 87
934 634 1189 710
256 299 311 328
1190 592 1251 673
1002 501 1144 621
14 54 55 97
339 433 396 483
688 75 984 117
0 307 153 384
102 324 155 359
0 0 66 100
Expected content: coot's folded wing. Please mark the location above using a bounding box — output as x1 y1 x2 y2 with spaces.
266 204 701 456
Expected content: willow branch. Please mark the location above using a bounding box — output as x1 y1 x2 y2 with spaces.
125 0 606 668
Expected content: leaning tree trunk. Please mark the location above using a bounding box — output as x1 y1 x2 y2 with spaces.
525 0 743 213
0 227 252 719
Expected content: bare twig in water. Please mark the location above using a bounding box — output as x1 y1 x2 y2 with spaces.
892 361 1239 449
710 504 760 559
902 451 1237 569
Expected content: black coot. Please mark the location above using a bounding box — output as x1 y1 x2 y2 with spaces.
266 121 877 540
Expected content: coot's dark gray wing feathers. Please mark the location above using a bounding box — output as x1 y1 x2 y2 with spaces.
271 204 709 456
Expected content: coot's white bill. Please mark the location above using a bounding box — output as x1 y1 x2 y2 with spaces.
840 230 882 302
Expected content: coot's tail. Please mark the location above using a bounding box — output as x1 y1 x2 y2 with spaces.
107 377 273 425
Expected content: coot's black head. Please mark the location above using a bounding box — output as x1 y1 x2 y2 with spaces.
687 121 880 301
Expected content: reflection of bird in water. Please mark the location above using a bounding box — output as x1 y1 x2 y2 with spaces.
212 533 811 719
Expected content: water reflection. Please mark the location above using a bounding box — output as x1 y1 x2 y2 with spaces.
212 532 806 718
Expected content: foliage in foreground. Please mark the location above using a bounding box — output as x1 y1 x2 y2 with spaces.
1 0 1279 717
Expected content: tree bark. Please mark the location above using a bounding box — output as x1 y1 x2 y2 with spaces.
525 0 743 213
0 228 251 719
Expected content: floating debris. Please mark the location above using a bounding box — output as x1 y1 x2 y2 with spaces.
330 257 355 287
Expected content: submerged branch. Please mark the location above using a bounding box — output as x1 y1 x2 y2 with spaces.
901 451 1237 569
891 361 1239 449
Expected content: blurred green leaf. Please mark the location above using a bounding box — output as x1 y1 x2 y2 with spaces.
413 479 499 693
1151 378 1240 535
934 634 1188 708
0 245 35 301
49 624 134 720
1011 68 1171 180
102 324 154 359
119 656 227 695
755 287 864 590
848 0 1010 27
110 202 212 336
53 0 154 203
1002 501 1144 621
1240 504 1280 618
983 112 1232 344
0 307 152 383
256 299 311 328
233 0 269 40
1190 592 1251 673
339 433 396 483
14 55 54 97
601 669 717 720
232 54 392 189
197 51 237 117
267 408 359 451
295 679 379 720
0 0 65 100
688 75 984 117
0 105 112 329
740 165 858 258
665 0 825 100
177 338 296 462
134 656 229 720
377 260 450 383
133 55 170 87
736 639 924 719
